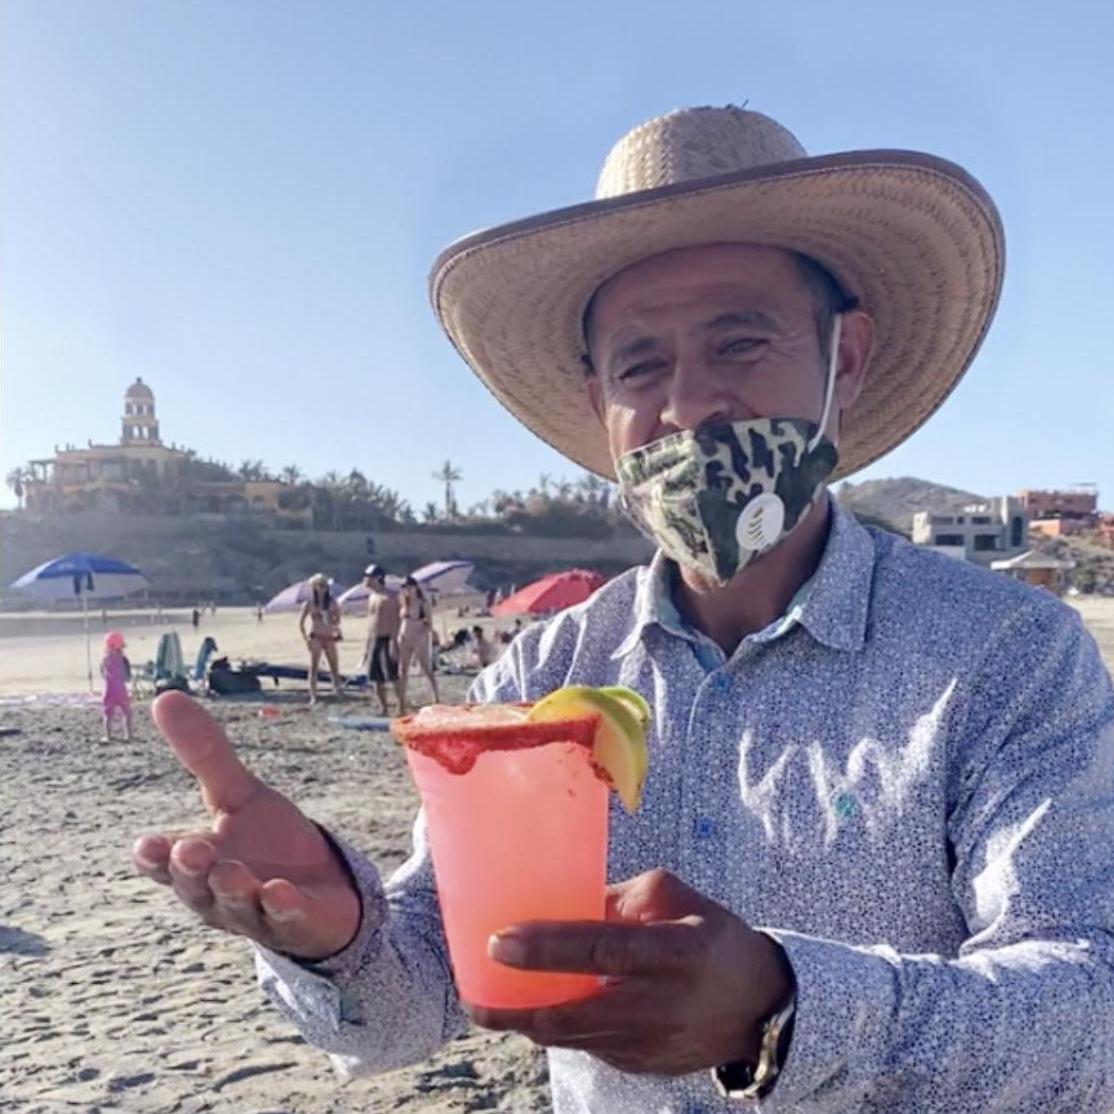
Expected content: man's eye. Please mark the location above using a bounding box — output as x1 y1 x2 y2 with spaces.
720 337 765 355
618 361 662 381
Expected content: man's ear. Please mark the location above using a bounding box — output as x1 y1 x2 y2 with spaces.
834 308 874 412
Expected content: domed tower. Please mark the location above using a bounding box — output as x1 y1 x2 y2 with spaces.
121 377 161 445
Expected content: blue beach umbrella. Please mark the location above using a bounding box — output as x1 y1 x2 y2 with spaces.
11 552 151 688
12 553 150 602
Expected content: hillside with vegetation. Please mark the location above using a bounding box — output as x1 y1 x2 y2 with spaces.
836 476 1114 593
835 477 985 535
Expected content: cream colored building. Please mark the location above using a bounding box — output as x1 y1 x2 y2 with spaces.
912 497 1028 567
23 379 309 522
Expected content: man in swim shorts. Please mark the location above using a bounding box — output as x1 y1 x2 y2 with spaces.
363 564 403 715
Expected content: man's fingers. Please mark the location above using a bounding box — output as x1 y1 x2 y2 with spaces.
133 834 173 883
258 877 362 960
208 859 269 938
605 868 713 924
168 837 219 912
152 692 258 813
468 982 640 1042
134 827 357 957
259 877 306 922
488 920 698 977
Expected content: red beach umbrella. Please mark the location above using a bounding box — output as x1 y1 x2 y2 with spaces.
491 569 605 616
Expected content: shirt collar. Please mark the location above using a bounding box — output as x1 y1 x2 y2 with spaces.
612 499 875 659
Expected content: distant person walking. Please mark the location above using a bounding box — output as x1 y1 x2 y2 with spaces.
191 606 201 630
362 565 403 715
298 574 342 707
398 576 440 708
100 631 133 742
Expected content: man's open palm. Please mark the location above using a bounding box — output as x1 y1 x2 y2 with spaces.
132 692 361 960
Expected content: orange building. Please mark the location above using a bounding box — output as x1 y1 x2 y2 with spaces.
1029 517 1092 539
1095 515 1114 550
1016 487 1098 522
991 550 1076 596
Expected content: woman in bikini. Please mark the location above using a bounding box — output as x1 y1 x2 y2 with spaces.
298 573 342 706
398 575 440 709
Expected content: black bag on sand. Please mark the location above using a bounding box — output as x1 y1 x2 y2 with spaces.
207 658 262 696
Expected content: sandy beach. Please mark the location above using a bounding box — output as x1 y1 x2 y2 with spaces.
3 597 1113 1112
0 673 554 1113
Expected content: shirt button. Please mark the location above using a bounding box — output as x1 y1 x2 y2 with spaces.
338 987 364 1025
693 816 716 840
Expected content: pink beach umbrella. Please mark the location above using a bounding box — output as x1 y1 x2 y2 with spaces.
264 578 347 614
410 560 475 595
337 575 403 615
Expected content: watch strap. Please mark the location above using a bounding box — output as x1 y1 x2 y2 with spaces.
711 994 797 1102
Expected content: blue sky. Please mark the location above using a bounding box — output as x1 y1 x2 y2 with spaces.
3 1 1111 513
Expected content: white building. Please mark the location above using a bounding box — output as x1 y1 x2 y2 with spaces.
912 497 1028 566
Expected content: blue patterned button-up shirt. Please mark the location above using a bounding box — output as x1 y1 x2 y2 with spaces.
256 503 1114 1112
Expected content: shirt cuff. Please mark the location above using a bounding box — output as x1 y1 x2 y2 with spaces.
253 827 388 985
755 929 899 1110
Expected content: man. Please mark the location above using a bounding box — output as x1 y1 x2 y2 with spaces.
133 107 1114 1110
362 564 403 715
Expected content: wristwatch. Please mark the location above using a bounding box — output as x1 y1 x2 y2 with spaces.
711 994 796 1102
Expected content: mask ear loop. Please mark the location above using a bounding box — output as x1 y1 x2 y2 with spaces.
807 313 842 452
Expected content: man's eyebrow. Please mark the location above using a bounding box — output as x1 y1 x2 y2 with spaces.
601 310 781 370
606 336 661 369
703 310 781 331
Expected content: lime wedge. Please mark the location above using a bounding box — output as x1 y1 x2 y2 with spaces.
598 686 650 729
528 685 649 812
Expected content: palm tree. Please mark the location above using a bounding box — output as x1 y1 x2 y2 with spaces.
281 464 303 486
422 501 440 524
6 467 26 510
366 482 407 522
537 473 552 496
237 459 265 482
432 460 462 519
579 473 607 505
345 468 370 499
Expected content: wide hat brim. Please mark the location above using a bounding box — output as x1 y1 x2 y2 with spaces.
430 150 1005 481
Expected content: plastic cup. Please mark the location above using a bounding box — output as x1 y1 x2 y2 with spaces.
397 706 609 1009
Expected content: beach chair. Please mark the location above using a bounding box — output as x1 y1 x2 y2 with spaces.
193 636 219 682
130 658 158 698
154 632 190 693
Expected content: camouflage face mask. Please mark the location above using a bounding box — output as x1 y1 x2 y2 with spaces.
615 417 839 585
613 314 845 586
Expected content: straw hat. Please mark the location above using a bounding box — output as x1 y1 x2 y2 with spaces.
430 106 1005 480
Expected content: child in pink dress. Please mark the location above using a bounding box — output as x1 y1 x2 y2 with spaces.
100 631 133 741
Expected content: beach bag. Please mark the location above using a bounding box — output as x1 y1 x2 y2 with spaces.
207 660 262 695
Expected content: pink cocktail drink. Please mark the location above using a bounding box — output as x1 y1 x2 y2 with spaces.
395 705 609 1009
